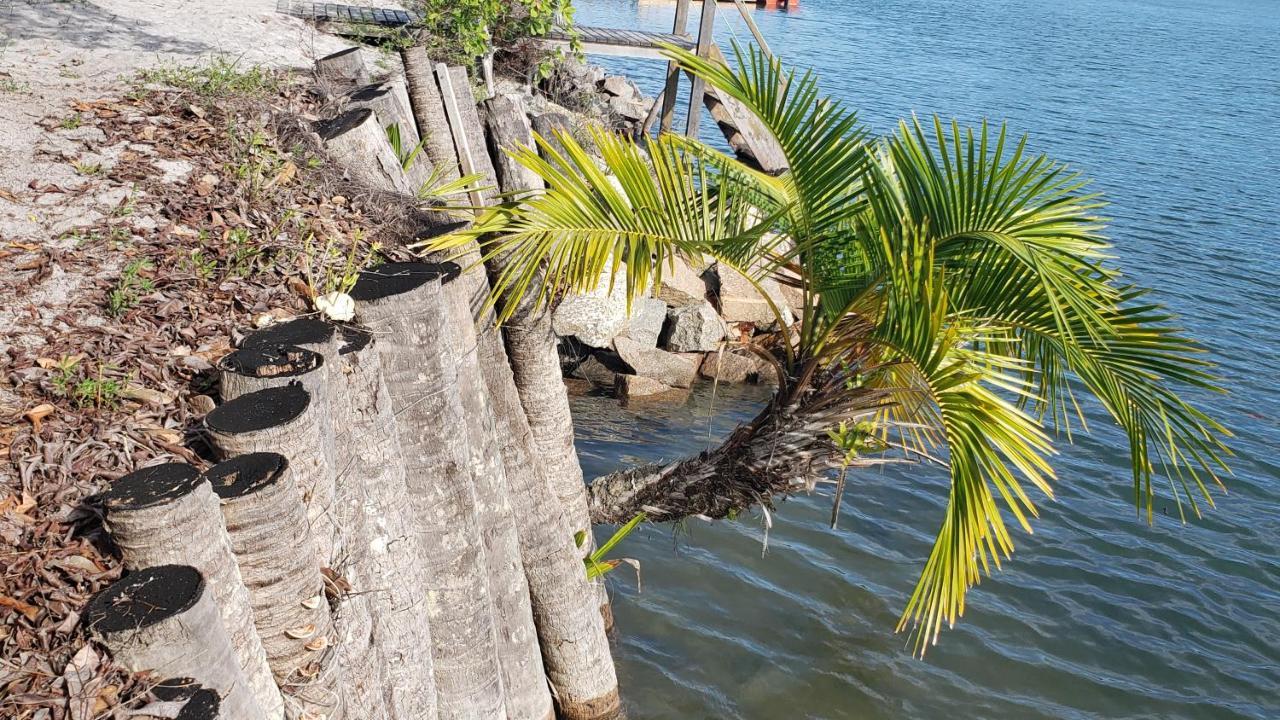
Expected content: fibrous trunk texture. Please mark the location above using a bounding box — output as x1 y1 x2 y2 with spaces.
102 463 284 719
400 46 460 185
316 47 370 86
481 92 622 720
330 327 440 720
437 252 554 720
587 391 886 524
85 565 264 719
205 452 343 720
351 262 506 720
345 79 436 191
207 383 340 570
316 108 413 195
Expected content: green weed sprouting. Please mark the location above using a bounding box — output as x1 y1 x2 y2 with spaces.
579 512 646 581
138 57 277 97
49 356 125 410
107 259 154 316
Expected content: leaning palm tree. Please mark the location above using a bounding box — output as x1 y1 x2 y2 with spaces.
426 44 1231 653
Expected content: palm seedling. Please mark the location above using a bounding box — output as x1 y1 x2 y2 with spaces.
424 43 1231 653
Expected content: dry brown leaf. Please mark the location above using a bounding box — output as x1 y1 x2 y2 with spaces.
266 161 297 188
0 594 41 621
24 403 55 432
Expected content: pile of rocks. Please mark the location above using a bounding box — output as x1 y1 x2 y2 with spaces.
541 58 652 135
553 255 801 401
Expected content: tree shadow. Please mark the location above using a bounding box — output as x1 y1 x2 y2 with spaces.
0 1 211 56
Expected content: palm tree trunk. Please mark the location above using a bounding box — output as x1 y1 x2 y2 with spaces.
401 45 460 184
585 393 886 525
86 566 265 719
352 262 507 720
438 262 555 720
101 464 284 720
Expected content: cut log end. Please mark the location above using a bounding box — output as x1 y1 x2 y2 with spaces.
205 452 288 499
101 463 200 512
316 47 369 86
315 107 374 142
206 384 311 434
84 564 204 635
176 689 221 720
219 345 323 380
349 261 460 302
242 318 336 350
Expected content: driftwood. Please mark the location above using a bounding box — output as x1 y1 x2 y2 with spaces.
101 464 284 719
316 108 413 195
205 453 344 720
84 565 264 719
316 47 370 86
351 262 506 720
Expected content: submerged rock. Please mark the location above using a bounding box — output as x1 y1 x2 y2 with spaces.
615 374 671 398
613 337 698 388
700 349 773 384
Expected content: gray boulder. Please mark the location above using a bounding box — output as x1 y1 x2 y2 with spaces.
613 337 698 388
552 269 631 347
616 297 667 349
700 350 773 384
710 264 793 328
655 255 710 306
601 75 634 98
615 374 671 398
661 302 725 352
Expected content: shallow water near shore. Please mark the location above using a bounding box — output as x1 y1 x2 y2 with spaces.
568 0 1280 717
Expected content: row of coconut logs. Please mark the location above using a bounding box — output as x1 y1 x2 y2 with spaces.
83 48 623 720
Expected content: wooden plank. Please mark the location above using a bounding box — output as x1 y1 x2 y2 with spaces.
685 0 717 137
434 63 487 212
703 45 788 173
660 0 693 133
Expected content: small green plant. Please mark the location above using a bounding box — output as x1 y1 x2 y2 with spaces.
107 259 155 316
49 357 125 410
225 228 261 278
0 77 29 93
409 0 579 69
73 161 101 176
384 123 428 172
825 420 885 529
579 512 645 581
59 114 83 130
300 230 381 298
111 185 138 217
180 249 217 280
139 57 277 97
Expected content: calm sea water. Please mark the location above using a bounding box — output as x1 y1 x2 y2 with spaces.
566 0 1280 717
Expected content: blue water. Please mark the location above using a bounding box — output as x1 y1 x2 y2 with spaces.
567 0 1280 717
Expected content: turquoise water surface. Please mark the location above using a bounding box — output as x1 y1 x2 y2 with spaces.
568 0 1280 717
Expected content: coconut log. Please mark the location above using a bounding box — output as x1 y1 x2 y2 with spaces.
205 453 343 720
482 93 622 720
316 47 370 86
205 384 340 573
400 46 460 185
346 80 436 193
351 262 506 720
241 320 431 720
316 108 413 195
101 464 284 719
431 245 553 720
84 565 263 719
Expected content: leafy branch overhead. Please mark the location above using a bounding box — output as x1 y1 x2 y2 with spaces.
426 42 1232 654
